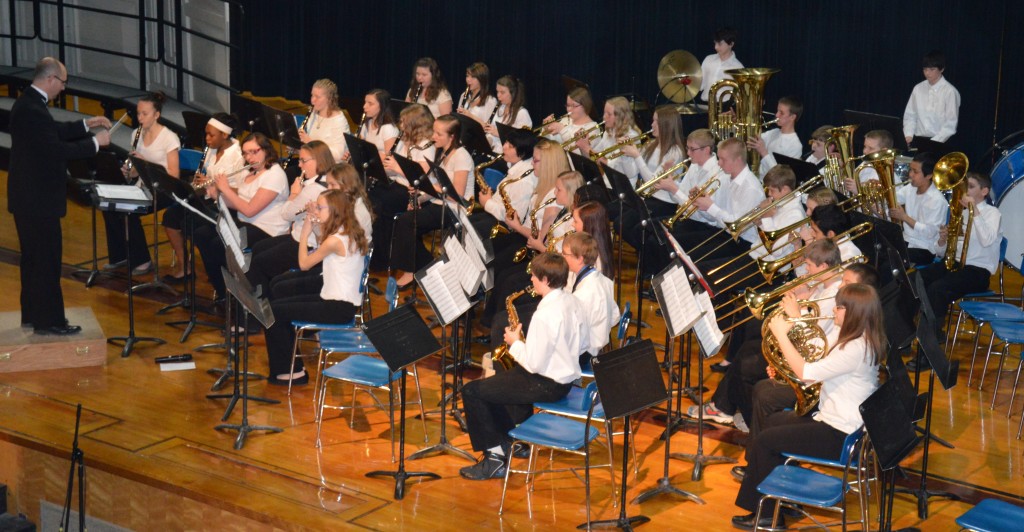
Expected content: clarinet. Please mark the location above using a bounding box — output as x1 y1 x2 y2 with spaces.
191 145 210 186
124 126 142 177
458 87 471 110
487 103 502 127
412 83 423 103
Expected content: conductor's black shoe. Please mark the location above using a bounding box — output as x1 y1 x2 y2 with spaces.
731 512 784 531
34 324 82 336
459 453 507 480
731 465 746 481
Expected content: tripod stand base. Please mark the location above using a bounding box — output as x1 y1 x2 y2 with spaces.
407 441 475 462
71 268 115 288
893 486 960 520
130 278 179 296
670 451 737 481
108 335 165 358
208 392 279 421
631 476 706 505
656 414 706 441
214 422 282 450
581 515 650 531
681 386 709 404
207 366 263 391
915 425 955 449
167 317 222 343
365 469 441 500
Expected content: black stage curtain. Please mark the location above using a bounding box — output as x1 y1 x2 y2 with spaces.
237 0 1023 170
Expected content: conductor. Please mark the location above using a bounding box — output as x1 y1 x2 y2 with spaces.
7 57 111 335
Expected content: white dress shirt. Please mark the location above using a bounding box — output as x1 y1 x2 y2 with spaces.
674 155 724 227
548 119 598 155
896 183 947 253
593 127 641 187
803 335 879 435
237 164 290 237
699 52 743 102
634 145 685 204
757 129 802 177
570 268 620 355
483 160 535 224
705 166 766 245
939 200 1002 274
509 288 589 384
282 175 327 246
751 198 805 261
306 112 351 162
486 106 532 153
903 76 960 142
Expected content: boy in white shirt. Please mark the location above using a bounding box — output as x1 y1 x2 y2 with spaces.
748 96 803 177
888 152 948 265
699 27 743 104
903 50 960 146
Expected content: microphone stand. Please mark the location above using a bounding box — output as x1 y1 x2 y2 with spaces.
59 404 87 532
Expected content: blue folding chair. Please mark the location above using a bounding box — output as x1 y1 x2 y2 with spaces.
314 278 427 455
178 148 204 175
983 320 1024 414
755 428 868 531
483 167 506 193
780 427 872 528
956 498 1024 532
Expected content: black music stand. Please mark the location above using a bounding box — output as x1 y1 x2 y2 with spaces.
96 184 166 357
772 154 819 187
584 339 676 530
634 263 707 508
231 94 268 136
408 254 476 463
345 133 388 191
262 104 302 160
561 75 589 94
860 380 921 532
363 304 445 499
162 189 221 341
843 110 904 152
59 404 87 532
894 310 960 519
391 153 434 307
908 136 951 157
451 113 494 163
69 152 123 287
130 157 178 296
569 151 605 189
212 254 281 450
182 110 212 149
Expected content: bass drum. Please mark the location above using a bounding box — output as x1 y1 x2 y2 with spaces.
993 142 1024 268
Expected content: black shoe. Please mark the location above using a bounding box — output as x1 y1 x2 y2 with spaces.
102 259 127 271
906 356 932 372
34 324 82 336
731 465 746 481
511 442 531 459
162 272 191 284
710 361 731 373
731 512 784 531
267 374 308 386
396 280 415 292
459 453 507 480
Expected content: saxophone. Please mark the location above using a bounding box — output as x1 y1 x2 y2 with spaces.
490 168 533 238
491 285 536 370
513 196 557 263
545 212 575 252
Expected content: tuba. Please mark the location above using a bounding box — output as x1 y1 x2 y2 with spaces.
491 285 536 370
933 152 971 271
823 124 858 193
760 307 830 416
708 67 780 174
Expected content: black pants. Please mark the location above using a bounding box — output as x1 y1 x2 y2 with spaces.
907 247 936 266
735 411 847 512
14 214 65 328
390 203 449 273
711 338 767 418
461 364 572 452
102 210 151 266
246 234 300 295
194 220 273 296
264 295 356 376
919 263 991 328
748 379 797 443
369 182 410 270
269 266 323 300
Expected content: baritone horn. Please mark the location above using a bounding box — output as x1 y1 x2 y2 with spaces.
853 148 900 219
933 151 971 271
708 67 780 174
823 124 858 192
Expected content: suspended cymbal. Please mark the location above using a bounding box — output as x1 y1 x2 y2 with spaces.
657 50 701 104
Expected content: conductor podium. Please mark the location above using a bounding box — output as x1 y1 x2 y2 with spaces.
0 307 106 373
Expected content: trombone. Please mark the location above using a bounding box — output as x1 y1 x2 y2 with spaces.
635 157 691 198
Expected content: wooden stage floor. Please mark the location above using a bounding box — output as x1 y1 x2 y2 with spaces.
0 168 1022 530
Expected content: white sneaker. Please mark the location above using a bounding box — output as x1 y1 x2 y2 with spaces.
685 402 733 424
481 352 495 378
733 413 749 433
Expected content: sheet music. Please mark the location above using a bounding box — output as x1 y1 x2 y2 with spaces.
443 236 483 295
660 224 714 297
95 184 150 201
462 235 487 284
452 203 493 263
418 258 472 325
653 263 704 338
217 217 248 272
692 291 725 357
217 197 242 246
171 193 216 225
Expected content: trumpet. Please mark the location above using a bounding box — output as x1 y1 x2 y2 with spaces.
560 121 605 150
635 157 691 198
590 129 653 161
533 112 570 134
192 163 256 189
667 173 721 228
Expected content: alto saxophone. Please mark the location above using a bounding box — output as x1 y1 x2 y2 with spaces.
513 196 557 263
490 168 533 238
545 212 575 253
491 285 536 370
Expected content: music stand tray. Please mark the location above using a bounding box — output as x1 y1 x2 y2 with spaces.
262 104 302 151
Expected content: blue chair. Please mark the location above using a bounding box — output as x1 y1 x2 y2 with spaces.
314 278 427 456
983 320 1024 414
956 498 1024 532
754 428 868 531
178 148 204 175
533 381 618 489
781 427 872 528
483 168 506 193
499 397 607 520
287 250 374 396
946 238 1012 380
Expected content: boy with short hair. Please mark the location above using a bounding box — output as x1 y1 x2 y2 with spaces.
903 50 961 146
562 232 619 358
749 96 804 177
844 129 894 193
699 27 743 104
889 152 948 265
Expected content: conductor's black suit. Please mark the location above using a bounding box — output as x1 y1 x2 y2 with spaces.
7 86 97 330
